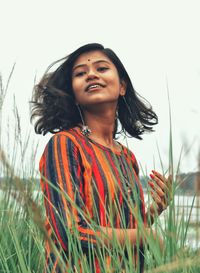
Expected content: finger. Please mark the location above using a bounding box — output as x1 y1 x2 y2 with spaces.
148 181 155 189
154 172 172 191
148 181 165 198
150 189 162 203
152 171 171 192
152 170 166 182
150 191 166 211
150 173 166 191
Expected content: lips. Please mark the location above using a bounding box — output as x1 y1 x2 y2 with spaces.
85 83 105 92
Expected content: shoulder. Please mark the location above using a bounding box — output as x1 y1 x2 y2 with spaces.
40 129 81 162
39 128 92 168
45 128 84 149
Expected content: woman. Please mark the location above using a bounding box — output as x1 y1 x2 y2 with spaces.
31 43 171 273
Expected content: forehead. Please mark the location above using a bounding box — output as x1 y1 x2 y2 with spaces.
73 50 112 66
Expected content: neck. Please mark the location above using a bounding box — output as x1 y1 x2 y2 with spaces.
83 106 117 146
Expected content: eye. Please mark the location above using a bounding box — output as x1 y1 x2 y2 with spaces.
97 67 109 72
74 71 86 77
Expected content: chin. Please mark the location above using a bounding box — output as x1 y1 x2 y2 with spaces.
82 98 117 108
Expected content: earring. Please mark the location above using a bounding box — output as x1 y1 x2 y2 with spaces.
122 96 144 130
76 104 92 137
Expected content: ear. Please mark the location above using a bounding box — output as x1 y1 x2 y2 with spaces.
119 80 127 96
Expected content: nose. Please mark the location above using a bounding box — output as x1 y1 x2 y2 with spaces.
86 68 99 82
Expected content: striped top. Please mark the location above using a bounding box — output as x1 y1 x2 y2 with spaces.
39 127 146 272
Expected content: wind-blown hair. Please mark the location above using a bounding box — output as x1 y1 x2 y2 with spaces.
31 43 158 139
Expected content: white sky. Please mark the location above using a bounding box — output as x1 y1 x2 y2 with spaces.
0 0 200 176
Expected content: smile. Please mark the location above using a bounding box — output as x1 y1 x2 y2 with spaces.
85 83 105 92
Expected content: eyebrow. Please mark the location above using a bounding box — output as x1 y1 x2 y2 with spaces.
72 60 111 72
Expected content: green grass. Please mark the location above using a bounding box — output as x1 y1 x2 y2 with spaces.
0 164 200 272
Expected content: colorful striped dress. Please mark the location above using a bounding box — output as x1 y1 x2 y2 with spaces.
39 127 146 273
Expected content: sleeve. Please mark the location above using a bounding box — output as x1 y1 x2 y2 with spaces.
39 134 100 252
120 143 139 176
132 158 139 176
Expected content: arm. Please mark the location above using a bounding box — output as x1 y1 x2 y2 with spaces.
100 226 161 247
40 134 101 251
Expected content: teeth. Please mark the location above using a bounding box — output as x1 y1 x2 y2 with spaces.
88 84 101 90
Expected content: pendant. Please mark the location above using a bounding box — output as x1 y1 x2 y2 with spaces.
81 125 92 137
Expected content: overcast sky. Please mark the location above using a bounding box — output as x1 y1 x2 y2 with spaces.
0 0 200 176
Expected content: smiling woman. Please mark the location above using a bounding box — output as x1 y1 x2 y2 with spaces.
31 43 172 273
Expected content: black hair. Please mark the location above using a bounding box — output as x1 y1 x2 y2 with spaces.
31 43 158 139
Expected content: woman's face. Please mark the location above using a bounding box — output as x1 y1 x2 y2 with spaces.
71 50 126 107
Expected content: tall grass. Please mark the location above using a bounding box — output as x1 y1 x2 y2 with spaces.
0 70 199 272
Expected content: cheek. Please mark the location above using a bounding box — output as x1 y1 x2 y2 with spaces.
107 71 121 88
72 86 83 104
72 80 81 95
109 78 121 92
